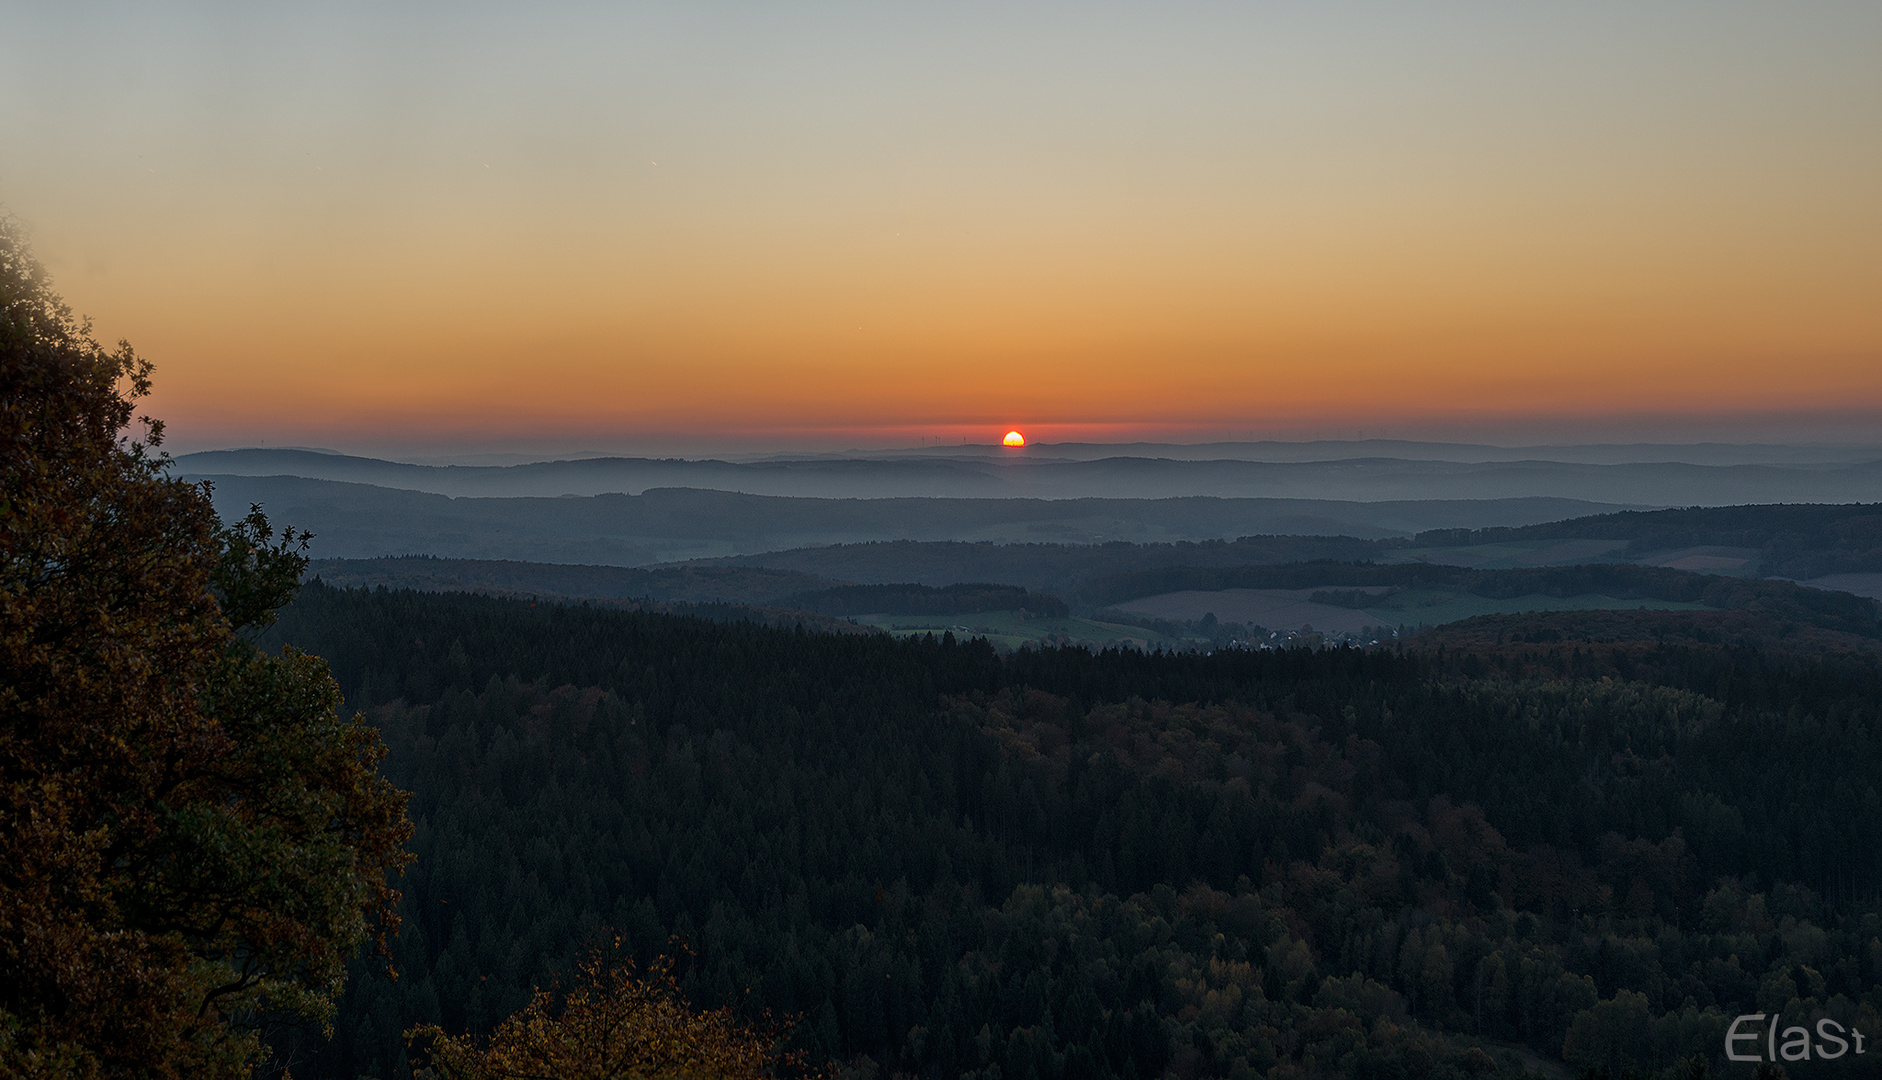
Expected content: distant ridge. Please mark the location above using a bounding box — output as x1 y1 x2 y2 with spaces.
176 445 1882 504
995 439 1882 466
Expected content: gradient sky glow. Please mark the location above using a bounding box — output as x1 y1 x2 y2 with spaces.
5 1 1880 452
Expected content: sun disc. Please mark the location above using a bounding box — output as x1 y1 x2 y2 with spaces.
1003 431 1026 447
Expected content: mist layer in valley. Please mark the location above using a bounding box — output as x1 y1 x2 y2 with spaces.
198 473 1616 565
300 500 1882 655
180 440 1882 574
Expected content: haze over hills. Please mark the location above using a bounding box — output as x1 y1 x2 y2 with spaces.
301 502 1882 652
858 440 1882 466
177 441 1882 575
199 473 1616 565
176 443 1882 504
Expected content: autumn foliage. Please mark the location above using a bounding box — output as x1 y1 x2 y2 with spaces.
0 216 412 1078
410 946 802 1080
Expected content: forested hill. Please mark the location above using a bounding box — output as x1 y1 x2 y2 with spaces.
1076 561 1882 635
308 555 840 604
1413 504 1882 577
269 585 1882 1080
295 505 1882 615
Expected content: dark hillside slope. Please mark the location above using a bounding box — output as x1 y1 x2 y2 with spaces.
1077 561 1882 635
693 536 1389 593
1413 607 1882 658
676 504 1882 596
1415 503 1882 577
308 555 839 604
270 586 1882 1080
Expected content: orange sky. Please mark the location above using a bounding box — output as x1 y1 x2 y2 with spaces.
5 2 1879 452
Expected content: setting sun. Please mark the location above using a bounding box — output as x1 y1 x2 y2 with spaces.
1003 431 1025 447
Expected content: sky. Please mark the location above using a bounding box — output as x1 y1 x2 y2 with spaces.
4 1 1880 455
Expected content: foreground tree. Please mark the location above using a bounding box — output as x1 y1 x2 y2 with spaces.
410 946 803 1080
0 216 412 1078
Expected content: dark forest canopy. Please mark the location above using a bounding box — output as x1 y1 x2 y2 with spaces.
266 584 1882 1080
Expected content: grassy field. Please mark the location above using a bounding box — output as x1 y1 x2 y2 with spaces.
1115 588 1379 634
1358 589 1707 628
854 610 1200 651
858 592 1713 650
